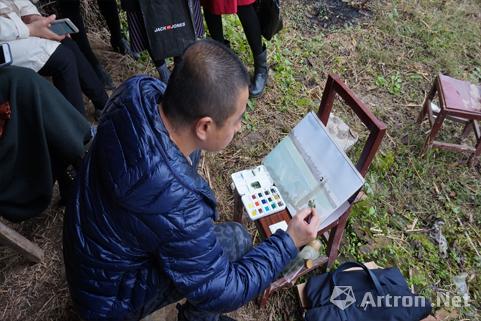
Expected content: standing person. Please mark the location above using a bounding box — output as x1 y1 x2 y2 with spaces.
202 0 268 98
63 40 320 321
121 0 204 82
56 0 138 89
0 1 108 117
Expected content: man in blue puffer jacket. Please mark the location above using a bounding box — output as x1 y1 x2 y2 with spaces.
63 39 320 321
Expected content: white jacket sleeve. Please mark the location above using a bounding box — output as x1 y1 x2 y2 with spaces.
16 1 40 16
0 14 29 41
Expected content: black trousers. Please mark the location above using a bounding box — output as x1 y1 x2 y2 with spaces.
204 4 263 57
56 0 123 68
39 39 108 114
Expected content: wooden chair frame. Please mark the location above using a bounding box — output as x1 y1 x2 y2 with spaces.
233 74 386 306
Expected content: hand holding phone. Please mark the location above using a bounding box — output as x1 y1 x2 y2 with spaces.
0 43 13 68
49 18 79 36
27 15 65 41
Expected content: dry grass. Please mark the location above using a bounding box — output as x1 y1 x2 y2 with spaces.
0 187 78 321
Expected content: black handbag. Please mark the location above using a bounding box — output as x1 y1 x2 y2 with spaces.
139 0 196 61
255 0 283 41
304 262 432 321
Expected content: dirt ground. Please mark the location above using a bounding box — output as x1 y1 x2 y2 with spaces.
1 0 480 320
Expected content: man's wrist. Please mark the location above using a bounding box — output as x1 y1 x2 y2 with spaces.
276 229 299 256
286 229 301 249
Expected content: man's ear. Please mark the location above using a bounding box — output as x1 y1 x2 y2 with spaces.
194 116 214 142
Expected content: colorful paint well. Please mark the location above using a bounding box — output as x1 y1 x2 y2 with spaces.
241 186 286 220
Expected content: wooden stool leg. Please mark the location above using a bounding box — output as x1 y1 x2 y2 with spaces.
325 213 349 270
468 137 481 166
417 81 437 124
461 120 474 140
0 220 44 263
422 111 446 154
257 288 271 308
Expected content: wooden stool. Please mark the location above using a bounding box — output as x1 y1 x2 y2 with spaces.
233 74 386 307
0 218 44 263
418 74 481 166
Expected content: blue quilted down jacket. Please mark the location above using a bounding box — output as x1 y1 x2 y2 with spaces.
63 76 298 321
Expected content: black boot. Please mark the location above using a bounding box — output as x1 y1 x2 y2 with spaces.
112 37 140 60
249 48 268 98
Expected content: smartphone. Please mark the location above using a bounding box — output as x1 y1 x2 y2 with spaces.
49 18 79 35
0 43 13 68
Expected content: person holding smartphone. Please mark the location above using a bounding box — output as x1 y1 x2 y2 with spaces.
0 0 108 118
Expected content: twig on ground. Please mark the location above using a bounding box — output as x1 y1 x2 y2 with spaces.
456 217 481 257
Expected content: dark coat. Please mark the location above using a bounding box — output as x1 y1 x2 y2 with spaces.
0 66 90 222
63 76 298 321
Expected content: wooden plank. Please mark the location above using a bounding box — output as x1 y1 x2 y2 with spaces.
0 219 44 263
432 141 476 153
256 209 291 238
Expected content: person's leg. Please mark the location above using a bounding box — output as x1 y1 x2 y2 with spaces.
213 222 253 261
237 5 263 57
147 46 169 82
97 0 139 59
56 0 99 67
237 4 268 98
61 39 109 112
152 58 169 83
56 0 114 89
191 0 205 38
96 0 122 48
177 222 252 321
203 10 225 44
38 45 85 114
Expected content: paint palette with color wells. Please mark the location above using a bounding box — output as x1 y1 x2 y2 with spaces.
241 186 286 220
231 165 287 221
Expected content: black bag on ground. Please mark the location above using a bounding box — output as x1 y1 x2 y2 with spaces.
304 262 432 321
255 0 283 40
138 0 196 61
